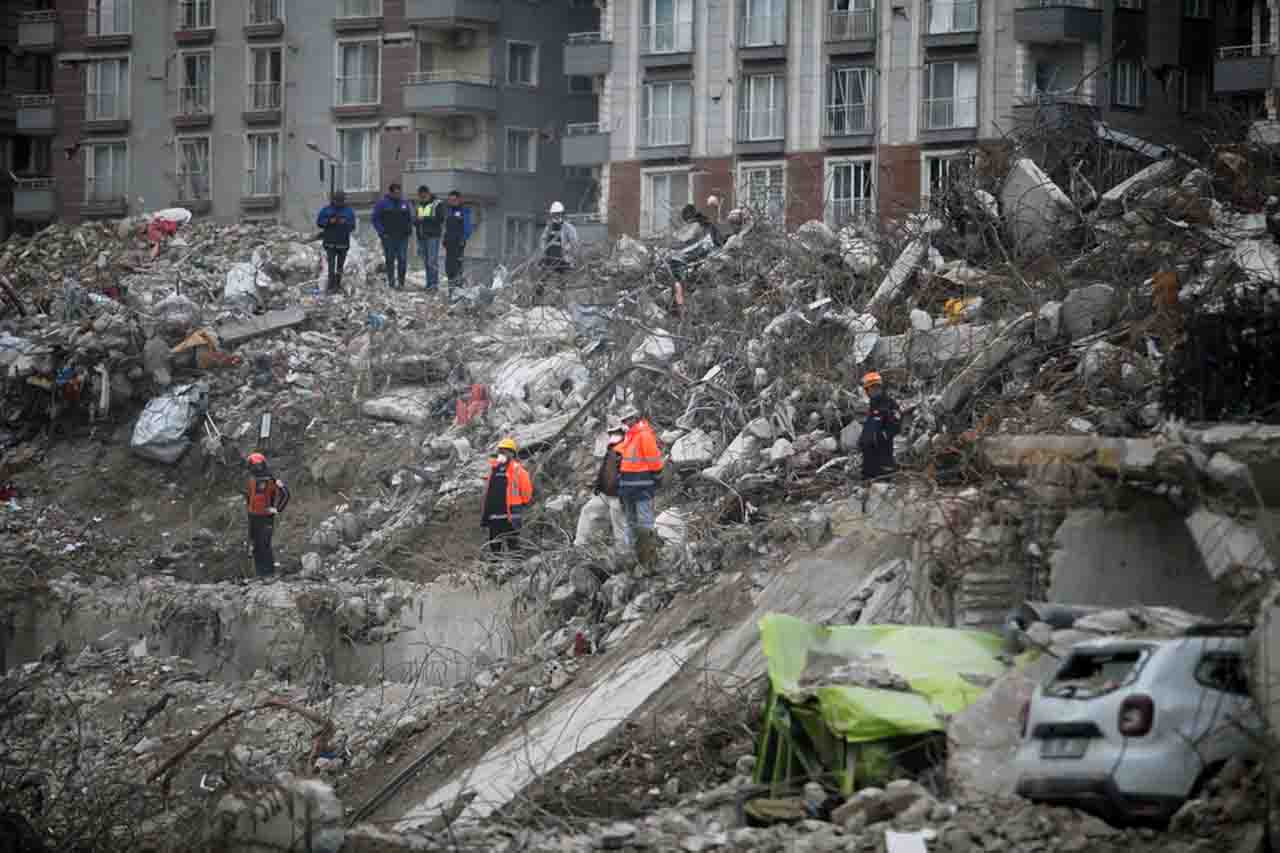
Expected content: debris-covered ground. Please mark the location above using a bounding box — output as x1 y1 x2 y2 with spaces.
2 115 1279 852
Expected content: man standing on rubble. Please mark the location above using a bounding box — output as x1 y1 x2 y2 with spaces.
246 452 290 578
858 371 900 491
443 190 472 292
539 201 579 275
414 185 445 292
574 422 628 552
316 191 356 294
616 406 664 568
371 183 413 290
481 437 533 555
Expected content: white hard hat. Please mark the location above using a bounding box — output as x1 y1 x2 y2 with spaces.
707 195 720 208
549 201 565 214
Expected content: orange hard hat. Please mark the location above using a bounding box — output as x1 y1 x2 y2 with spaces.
861 372 883 389
247 452 267 466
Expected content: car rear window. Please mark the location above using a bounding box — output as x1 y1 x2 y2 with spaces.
1045 648 1148 699
1194 653 1250 696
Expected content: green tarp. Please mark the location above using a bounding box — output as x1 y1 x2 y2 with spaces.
760 613 1008 743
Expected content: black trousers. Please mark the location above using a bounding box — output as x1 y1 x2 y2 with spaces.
444 242 464 284
485 518 521 554
325 246 348 293
249 514 275 576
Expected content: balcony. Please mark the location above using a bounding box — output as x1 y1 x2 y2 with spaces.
175 172 212 214
403 71 497 114
823 103 874 145
334 0 382 32
737 108 785 154
17 95 58 135
739 14 786 61
639 116 691 159
84 93 130 134
244 82 282 124
1011 90 1096 131
243 169 281 210
14 178 57 221
827 199 875 230
561 122 610 166
173 86 212 129
333 75 381 118
924 0 979 47
246 0 284 37
565 32 612 76
566 212 608 245
922 96 977 142
1215 43 1277 93
406 0 499 25
1014 0 1102 43
401 159 498 200
826 8 875 54
176 0 215 44
18 11 60 52
84 3 132 49
640 22 694 67
336 163 380 203
83 178 128 218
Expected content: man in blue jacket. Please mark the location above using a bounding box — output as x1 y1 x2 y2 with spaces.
443 189 472 291
371 182 413 290
316 191 356 294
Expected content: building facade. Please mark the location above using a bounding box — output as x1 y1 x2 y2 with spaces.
1213 0 1278 130
2 1 57 242
6 0 598 270
583 0 1219 236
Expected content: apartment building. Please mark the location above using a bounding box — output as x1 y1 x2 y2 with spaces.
2 2 57 241
7 0 597 269
581 0 1219 237
1214 0 1278 129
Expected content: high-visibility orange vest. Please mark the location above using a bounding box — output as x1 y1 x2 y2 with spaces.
247 477 278 516
486 458 533 519
619 420 663 474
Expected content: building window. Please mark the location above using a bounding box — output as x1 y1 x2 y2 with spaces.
337 0 382 16
826 66 873 135
338 127 378 191
248 0 282 24
1113 58 1143 107
176 136 211 202
336 40 380 106
86 58 129 121
828 0 874 41
178 0 212 30
1180 69 1208 112
565 165 594 180
568 75 594 94
505 128 537 172
739 73 786 141
923 60 977 129
827 158 874 228
1115 0 1143 9
1182 0 1208 16
85 141 128 202
741 0 786 47
248 46 283 110
642 169 690 236
927 0 977 34
642 0 694 54
642 81 693 146
88 0 131 37
739 163 785 223
414 131 430 163
504 216 538 260
246 132 279 195
178 52 212 115
507 41 538 86
923 153 966 209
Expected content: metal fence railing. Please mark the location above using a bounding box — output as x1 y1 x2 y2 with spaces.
178 85 210 115
245 168 279 197
827 9 874 40
176 171 210 202
566 122 604 136
337 0 381 17
85 175 126 203
1217 41 1276 59
247 0 282 24
640 116 692 146
339 162 378 192
86 1 131 36
640 21 694 53
178 0 212 29
737 108 784 141
824 104 872 135
828 199 874 229
922 96 977 129
927 0 978 32
335 75 379 106
740 13 786 46
86 89 128 122
15 94 55 109
567 31 605 44
403 70 494 86
246 82 282 110
403 158 496 173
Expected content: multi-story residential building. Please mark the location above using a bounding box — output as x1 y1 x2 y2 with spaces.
3 1 57 241
7 0 596 270
1214 0 1277 131
585 0 1220 236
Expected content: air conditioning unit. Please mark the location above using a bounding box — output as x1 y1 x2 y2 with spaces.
449 28 476 50
444 115 477 141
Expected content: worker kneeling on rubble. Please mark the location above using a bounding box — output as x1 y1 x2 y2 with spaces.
481 438 534 555
246 452 291 578
616 406 664 568
574 421 628 553
858 372 900 484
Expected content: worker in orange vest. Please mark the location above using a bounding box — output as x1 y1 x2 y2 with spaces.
246 452 290 577
616 405 664 567
481 437 534 555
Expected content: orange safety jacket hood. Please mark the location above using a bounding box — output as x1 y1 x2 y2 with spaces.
247 477 278 516
485 457 533 519
619 420 663 480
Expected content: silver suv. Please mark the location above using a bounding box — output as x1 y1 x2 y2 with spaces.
1013 625 1262 825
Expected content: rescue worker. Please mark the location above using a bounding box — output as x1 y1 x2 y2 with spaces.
414 185 445 292
316 191 356 294
481 437 534 554
539 201 580 275
681 203 723 248
246 452 291 578
371 182 413 290
857 371 900 487
573 422 628 552
616 406 664 568
443 190 473 292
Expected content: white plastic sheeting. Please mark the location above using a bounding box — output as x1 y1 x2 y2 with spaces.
129 381 209 464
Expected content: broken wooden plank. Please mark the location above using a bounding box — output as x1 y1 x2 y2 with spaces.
215 306 307 347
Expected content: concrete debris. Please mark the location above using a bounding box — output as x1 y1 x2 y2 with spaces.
1231 239 1280 284
1098 158 1181 216
1001 157 1076 253
867 239 926 314
839 229 880 275
1060 283 1119 341
796 220 839 253
669 429 717 468
361 388 436 426
936 312 1034 414
633 328 678 364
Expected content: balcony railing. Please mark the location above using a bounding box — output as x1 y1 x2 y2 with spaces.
828 199 874 228
16 94 55 109
567 31 605 44
247 82 282 110
86 1 131 36
922 96 977 129
178 0 212 29
827 9 874 40
334 75 380 106
566 122 603 136
176 172 211 202
640 21 694 54
86 91 129 122
245 168 280 197
641 116 692 146
248 0 282 24
1218 42 1276 59
86 176 127 203
565 212 603 224
405 158 497 172
340 162 378 192
178 85 210 115
738 108 785 141
404 70 495 86
741 13 786 46
927 0 978 33
824 103 872 135
1017 0 1095 6
337 0 382 17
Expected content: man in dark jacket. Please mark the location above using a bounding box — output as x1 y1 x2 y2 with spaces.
414 185 444 292
574 422 628 550
443 190 472 292
857 371 900 484
245 451 291 578
681 203 723 247
371 183 413 290
316 191 356 294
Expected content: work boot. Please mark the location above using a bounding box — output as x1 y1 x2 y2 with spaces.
637 529 659 570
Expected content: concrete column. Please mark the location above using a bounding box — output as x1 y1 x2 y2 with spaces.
1082 42 1101 103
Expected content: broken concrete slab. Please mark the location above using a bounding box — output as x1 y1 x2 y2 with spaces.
1185 509 1276 583
654 509 688 546
702 429 762 482
492 352 589 410
866 239 926 314
361 388 435 426
669 429 716 468
1098 158 1180 216
1060 283 1119 341
980 434 1162 479
936 312 1034 414
509 413 575 451
216 307 307 347
1035 301 1062 342
1231 239 1280 284
1001 158 1076 254
632 329 677 364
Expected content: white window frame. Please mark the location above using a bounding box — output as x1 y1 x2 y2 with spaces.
85 56 130 122
921 149 967 209
826 65 873 136
927 0 978 34
247 0 283 25
642 80 693 147
643 0 694 54
737 161 786 224
336 124 380 192
739 73 786 141
640 166 692 237
504 215 538 260
245 131 280 196
178 0 213 30
741 0 787 47
246 44 284 111
506 40 539 87
88 0 132 37
825 156 875 228
175 135 212 202
337 0 382 17
84 139 129 203
505 127 538 173
334 37 382 107
923 60 978 130
177 49 213 116
1113 58 1143 108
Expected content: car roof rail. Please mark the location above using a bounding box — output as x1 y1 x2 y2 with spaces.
1183 623 1253 638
